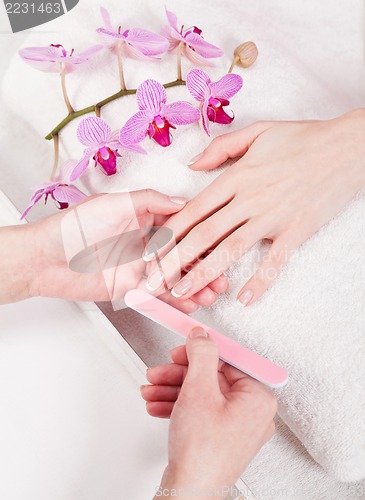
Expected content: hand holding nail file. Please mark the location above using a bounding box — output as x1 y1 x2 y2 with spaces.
125 289 288 388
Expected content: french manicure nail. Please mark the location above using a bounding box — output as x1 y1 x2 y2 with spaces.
189 326 208 339
142 243 158 262
146 270 165 291
188 152 203 166
238 289 254 307
171 278 193 298
169 196 187 205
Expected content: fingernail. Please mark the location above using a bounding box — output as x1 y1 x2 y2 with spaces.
188 152 203 166
140 384 148 391
146 270 165 291
171 278 193 298
189 326 208 339
238 289 254 307
142 243 158 262
169 196 187 205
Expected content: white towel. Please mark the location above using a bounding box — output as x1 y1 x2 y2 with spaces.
2 0 365 482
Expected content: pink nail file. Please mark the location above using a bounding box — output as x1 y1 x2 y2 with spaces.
125 289 288 388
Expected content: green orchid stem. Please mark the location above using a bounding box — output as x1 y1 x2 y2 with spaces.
61 66 74 114
177 42 183 81
45 79 186 140
50 134 59 181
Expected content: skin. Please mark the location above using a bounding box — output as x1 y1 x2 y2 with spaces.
0 189 228 308
142 327 277 499
145 109 365 306
0 192 275 498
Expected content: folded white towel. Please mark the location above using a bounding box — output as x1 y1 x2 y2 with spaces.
2 0 365 482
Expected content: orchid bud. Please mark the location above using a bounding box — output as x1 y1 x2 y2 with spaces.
228 41 258 73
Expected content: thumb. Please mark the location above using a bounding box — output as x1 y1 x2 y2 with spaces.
184 327 220 393
130 189 188 216
187 121 271 171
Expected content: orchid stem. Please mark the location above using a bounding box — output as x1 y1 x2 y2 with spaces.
117 44 126 91
60 65 74 114
45 79 186 140
177 42 183 81
50 134 59 181
228 56 239 74
95 106 101 118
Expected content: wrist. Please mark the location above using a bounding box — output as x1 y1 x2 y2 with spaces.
335 108 365 185
156 465 234 500
0 224 39 304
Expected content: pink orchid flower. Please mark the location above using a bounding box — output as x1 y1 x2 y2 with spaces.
70 116 145 181
19 43 103 73
120 79 200 148
97 6 169 60
186 69 243 135
161 8 223 66
21 160 87 220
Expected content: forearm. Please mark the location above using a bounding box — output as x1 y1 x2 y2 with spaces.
0 224 37 305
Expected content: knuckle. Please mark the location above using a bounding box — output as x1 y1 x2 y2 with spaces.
226 233 245 254
190 221 218 245
211 135 225 149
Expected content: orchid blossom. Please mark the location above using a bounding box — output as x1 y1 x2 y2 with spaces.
97 6 169 90
19 44 103 113
21 161 87 220
70 116 145 181
186 69 243 135
120 79 200 148
161 8 223 79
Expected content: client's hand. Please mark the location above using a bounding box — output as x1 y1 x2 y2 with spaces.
142 328 277 498
1 190 227 310
145 109 365 306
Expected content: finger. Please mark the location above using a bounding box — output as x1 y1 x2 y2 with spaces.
170 345 188 365
130 189 188 216
170 345 226 373
146 201 246 293
146 401 174 419
184 328 220 394
170 220 265 299
144 279 219 312
222 363 275 398
143 177 235 261
157 289 200 314
190 287 218 307
146 363 188 386
63 191 187 263
186 261 229 296
188 121 272 171
237 236 295 306
140 384 180 402
208 274 229 294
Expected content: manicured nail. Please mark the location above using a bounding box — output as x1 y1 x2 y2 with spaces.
188 152 203 166
171 278 193 298
238 289 254 307
142 243 158 262
169 196 187 205
189 326 208 339
146 270 164 291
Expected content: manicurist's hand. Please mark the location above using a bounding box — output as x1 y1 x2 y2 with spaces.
141 328 277 499
145 109 365 306
0 190 227 308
